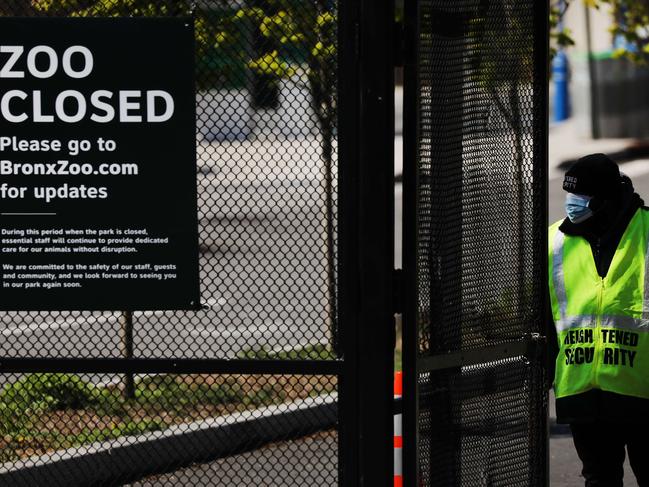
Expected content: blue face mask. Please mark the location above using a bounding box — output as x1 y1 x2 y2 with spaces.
565 193 593 223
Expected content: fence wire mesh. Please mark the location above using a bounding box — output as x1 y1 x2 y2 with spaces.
418 360 546 487
0 372 337 486
413 0 546 485
416 0 542 355
0 0 340 485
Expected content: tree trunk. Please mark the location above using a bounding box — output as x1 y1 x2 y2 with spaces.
250 0 280 110
309 55 338 354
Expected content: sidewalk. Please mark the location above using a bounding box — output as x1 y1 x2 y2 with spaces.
549 389 638 485
549 119 639 179
550 433 638 486
394 108 641 182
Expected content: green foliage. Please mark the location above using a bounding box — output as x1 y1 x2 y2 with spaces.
551 0 577 58
214 1 337 90
552 0 649 63
237 343 336 360
32 0 190 17
134 374 245 411
14 0 649 67
0 372 312 462
0 373 101 414
19 0 338 123
248 50 295 77
607 0 649 62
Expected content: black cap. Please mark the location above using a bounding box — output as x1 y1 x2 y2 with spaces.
563 153 622 198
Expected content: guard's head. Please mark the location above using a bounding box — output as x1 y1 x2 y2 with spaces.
563 153 622 199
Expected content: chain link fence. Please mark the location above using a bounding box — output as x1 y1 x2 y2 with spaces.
0 0 341 484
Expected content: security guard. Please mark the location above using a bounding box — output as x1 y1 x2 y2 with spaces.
548 153 649 487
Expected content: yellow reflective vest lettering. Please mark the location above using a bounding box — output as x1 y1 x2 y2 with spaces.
549 208 649 399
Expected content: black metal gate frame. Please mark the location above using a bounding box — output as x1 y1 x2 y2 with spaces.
0 1 399 485
401 0 550 485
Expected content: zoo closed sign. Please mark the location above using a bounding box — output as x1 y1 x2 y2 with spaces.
0 17 199 310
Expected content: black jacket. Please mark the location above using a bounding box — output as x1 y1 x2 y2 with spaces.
548 178 649 424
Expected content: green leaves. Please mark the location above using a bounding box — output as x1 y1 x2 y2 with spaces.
1 373 101 414
550 0 575 58
216 3 337 80
551 0 649 64
608 0 649 63
248 50 295 77
311 41 335 59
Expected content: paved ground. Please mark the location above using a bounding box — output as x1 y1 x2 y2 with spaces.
551 432 639 487
123 428 641 486
124 427 640 486
126 431 338 487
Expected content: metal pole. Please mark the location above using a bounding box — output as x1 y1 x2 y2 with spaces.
337 0 361 483
355 0 395 484
120 310 135 399
584 3 600 138
534 2 551 485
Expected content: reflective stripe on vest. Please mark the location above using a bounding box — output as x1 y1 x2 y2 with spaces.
549 209 649 400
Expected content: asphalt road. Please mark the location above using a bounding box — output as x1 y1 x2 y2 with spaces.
125 430 641 487
126 431 338 487
551 432 639 487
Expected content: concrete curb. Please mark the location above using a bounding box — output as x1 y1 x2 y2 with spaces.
0 394 338 487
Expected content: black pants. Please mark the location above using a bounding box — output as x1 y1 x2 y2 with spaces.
571 422 649 486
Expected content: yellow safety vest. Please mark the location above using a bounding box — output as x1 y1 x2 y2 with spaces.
549 208 649 400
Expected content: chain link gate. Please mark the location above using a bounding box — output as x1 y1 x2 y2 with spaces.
402 0 549 486
0 1 398 486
